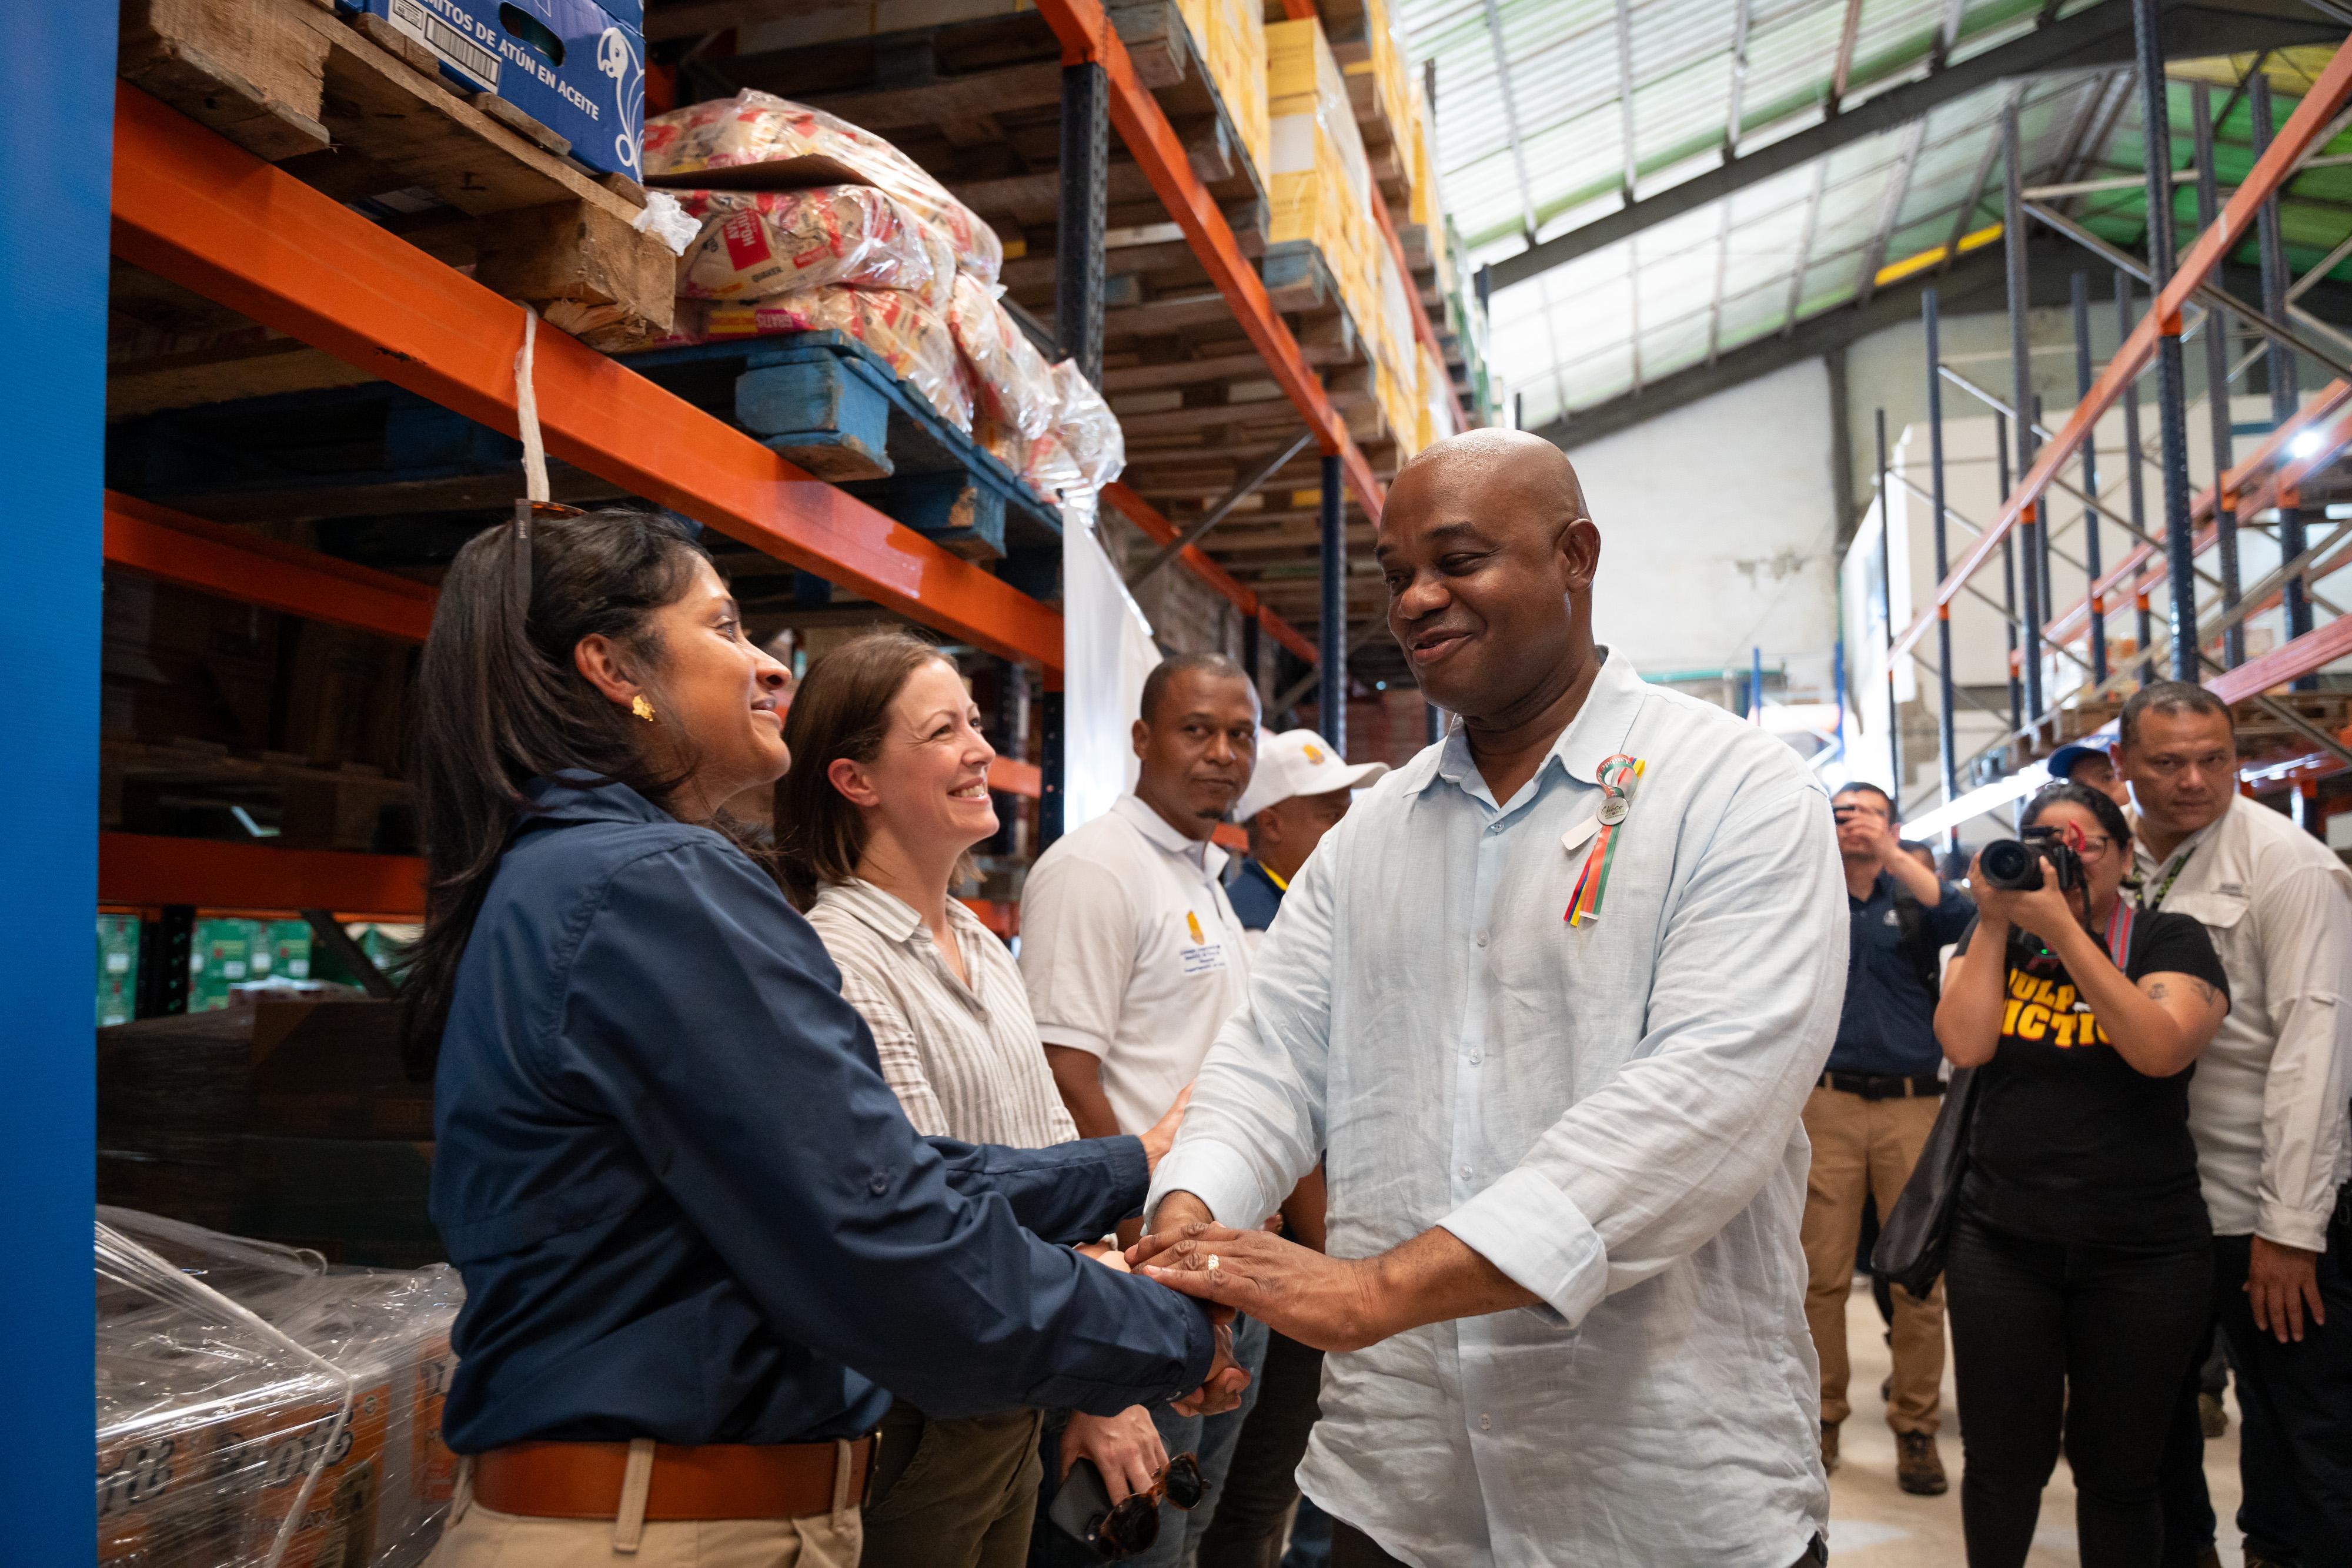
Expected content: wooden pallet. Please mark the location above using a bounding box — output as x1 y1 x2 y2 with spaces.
119 0 674 349
620 329 1065 567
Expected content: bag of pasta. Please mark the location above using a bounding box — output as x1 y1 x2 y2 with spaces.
1050 359 1125 493
662 289 973 433
643 90 1004 288
949 274 1058 443
674 187 954 310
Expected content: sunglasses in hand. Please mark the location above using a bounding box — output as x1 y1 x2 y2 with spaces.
1086 1452 1208 1560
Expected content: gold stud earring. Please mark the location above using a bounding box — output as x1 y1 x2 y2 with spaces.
630 695 656 722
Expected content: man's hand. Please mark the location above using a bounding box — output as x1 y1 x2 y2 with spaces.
1129 1221 1393 1353
1168 1308 1250 1416
2247 1235 2327 1343
1149 1188 1214 1235
1138 1084 1194 1174
1060 1406 1165 1504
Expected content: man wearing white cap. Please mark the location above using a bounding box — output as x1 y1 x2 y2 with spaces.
1225 730 1391 952
1200 731 1386 1567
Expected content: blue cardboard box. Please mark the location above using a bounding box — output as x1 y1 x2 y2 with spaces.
343 0 646 180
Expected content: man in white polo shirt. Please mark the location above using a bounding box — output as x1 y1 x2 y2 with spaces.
1020 649 1267 1567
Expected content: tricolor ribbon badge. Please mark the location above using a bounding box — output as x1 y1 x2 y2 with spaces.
1565 754 1645 927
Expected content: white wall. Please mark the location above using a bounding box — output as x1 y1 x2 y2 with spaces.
1566 357 1841 701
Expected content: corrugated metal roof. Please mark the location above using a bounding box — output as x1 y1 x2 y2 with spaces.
1399 0 2352 430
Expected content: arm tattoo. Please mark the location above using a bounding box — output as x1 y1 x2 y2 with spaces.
2190 978 2220 1007
2146 982 2170 1002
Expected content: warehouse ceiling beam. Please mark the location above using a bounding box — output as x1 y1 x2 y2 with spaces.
1481 0 2338 293
1031 0 1382 519
103 491 436 643
108 86 1065 673
1889 27 2352 664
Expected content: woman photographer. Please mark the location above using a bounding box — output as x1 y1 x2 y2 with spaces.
779 631 1190 1568
411 510 1241 1567
1936 781 2230 1568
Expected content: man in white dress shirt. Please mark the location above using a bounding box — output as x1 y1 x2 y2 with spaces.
2120 683 2352 1568
1131 429 1846 1568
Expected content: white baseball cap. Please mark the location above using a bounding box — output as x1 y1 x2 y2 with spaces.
1235 728 1390 822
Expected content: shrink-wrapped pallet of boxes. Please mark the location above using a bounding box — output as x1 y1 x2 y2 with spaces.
96 1208 464 1568
1265 19 1377 346
1177 0 1270 179
1351 0 1416 172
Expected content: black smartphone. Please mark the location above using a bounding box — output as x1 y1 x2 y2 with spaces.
1047 1457 1119 1555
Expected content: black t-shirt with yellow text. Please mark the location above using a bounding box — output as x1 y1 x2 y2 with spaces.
1958 910 2230 1251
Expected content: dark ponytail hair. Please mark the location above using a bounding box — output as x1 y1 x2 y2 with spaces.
774 630 971 908
404 507 710 1071
2019 780 2134 860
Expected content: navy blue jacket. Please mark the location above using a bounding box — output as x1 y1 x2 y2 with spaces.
1225 858 1285 932
1827 871 1976 1078
431 779 1214 1452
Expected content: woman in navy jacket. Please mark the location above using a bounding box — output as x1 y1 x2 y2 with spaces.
410 509 1240 1566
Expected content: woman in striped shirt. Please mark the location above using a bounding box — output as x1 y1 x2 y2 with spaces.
777 632 1190 1568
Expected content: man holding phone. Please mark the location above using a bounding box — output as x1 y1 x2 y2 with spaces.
1806 784 1973 1493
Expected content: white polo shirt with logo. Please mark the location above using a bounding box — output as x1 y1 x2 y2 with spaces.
1018 793 1254 1135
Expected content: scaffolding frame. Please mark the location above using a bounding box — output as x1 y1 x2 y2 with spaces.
1883 7 2352 834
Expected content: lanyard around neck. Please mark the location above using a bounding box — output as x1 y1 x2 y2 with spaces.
2140 841 2197 912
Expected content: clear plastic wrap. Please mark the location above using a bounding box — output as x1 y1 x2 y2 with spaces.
97 1208 464 1568
662 289 973 433
642 89 1004 288
949 273 1059 443
673 186 953 311
1050 359 1125 493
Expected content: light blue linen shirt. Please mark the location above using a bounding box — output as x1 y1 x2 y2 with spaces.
1147 650 1846 1567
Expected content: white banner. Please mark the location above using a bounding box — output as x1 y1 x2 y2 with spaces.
1060 520 1160 832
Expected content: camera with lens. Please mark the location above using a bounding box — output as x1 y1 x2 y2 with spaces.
1979 827 2086 894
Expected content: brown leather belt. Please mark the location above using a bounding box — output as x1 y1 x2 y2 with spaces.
473 1438 877 1521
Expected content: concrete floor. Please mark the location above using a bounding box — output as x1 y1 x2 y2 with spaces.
1825 1278 2246 1566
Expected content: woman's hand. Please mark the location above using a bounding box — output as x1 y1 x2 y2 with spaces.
1060 1406 1166 1505
1138 1083 1194 1174
1077 1239 1132 1272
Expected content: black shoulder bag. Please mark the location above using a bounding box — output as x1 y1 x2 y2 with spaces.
1870 1065 1979 1298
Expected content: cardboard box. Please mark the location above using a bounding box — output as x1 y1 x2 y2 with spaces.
189 918 257 1014
341 0 646 179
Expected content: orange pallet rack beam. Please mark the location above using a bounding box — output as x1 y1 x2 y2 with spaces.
1102 482 1321 664
100 833 426 918
109 84 1064 673
1032 0 1385 520
1892 31 2352 664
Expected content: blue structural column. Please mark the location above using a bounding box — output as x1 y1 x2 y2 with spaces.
2118 271 2156 686
2250 72 2317 688
1996 412 2023 731
1319 453 1347 755
1041 59 1110 851
2 7 111 1554
2072 273 2109 686
2002 102 2045 721
1875 409 1900 811
2190 82 2244 668
1925 289 1959 830
2136 0 2201 683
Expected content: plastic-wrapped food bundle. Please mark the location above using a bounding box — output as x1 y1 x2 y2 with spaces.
1018 432 1093 530
663 290 973 433
1050 359 1125 493
97 1208 464 1568
949 274 1058 443
673 187 953 311
643 90 1003 288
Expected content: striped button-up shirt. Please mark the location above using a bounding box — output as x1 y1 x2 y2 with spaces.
809 878 1078 1148
1147 650 1845 1567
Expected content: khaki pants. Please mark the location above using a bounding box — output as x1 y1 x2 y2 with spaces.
428 1447 863 1568
1800 1084 1946 1435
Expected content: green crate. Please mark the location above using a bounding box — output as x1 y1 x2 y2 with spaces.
96 915 141 1028
188 918 258 1014
252 918 313 982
